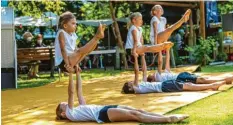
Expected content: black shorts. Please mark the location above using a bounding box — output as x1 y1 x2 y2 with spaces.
98 105 118 123
162 80 184 92
176 72 198 84
58 60 67 72
126 49 131 56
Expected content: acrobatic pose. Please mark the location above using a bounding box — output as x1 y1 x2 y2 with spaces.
56 69 189 123
122 44 226 94
125 12 174 71
54 11 106 72
149 5 191 68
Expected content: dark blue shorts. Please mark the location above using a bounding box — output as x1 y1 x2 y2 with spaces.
176 72 198 84
162 80 184 92
98 105 118 123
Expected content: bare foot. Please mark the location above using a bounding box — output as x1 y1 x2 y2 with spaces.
95 23 106 39
163 42 174 49
212 81 226 90
225 77 233 84
182 9 191 22
168 114 189 123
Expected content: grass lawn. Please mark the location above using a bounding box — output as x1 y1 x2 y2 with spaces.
141 87 233 125
201 65 233 73
3 69 122 90
140 65 233 125
5 65 232 90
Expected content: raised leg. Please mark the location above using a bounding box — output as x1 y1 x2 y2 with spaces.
157 9 191 44
68 24 106 68
136 42 174 55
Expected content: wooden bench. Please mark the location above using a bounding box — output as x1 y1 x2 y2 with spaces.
17 47 55 77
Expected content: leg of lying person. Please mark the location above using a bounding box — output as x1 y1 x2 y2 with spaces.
107 107 188 123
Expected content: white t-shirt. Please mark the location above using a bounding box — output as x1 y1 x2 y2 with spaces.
150 16 167 44
155 69 178 82
55 29 78 66
134 81 163 94
125 25 143 49
65 105 104 123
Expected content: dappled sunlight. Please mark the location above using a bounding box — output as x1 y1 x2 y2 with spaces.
2 66 233 125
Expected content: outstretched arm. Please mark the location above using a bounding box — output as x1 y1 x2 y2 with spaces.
68 73 74 109
59 32 73 72
141 55 147 82
157 52 163 74
132 29 140 86
165 47 171 72
76 67 86 105
153 22 158 45
133 56 139 86
132 30 138 58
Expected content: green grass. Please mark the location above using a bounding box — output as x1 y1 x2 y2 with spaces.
16 73 59 89
140 87 233 125
1 69 122 90
201 65 233 73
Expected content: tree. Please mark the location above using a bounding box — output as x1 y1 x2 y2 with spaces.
8 0 66 18
78 1 140 69
218 0 233 15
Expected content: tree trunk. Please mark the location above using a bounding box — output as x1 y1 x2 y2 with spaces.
188 11 194 63
200 1 206 39
109 1 128 69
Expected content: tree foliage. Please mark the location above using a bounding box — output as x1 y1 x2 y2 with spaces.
185 36 217 66
218 0 233 15
8 0 66 18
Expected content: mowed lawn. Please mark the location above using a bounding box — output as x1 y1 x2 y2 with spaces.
141 87 233 125
141 65 233 125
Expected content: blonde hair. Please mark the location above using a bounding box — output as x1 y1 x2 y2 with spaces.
127 12 142 29
151 5 164 16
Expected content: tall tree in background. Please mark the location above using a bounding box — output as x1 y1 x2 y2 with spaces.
8 0 66 18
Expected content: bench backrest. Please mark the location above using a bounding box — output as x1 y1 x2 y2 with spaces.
17 47 55 62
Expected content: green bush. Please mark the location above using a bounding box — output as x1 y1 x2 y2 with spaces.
185 36 217 66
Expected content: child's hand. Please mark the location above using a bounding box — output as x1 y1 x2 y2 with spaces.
140 53 145 56
64 64 74 73
132 51 138 58
75 65 82 73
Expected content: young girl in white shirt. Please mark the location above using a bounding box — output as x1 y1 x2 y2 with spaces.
150 5 191 71
125 12 174 72
55 11 106 72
